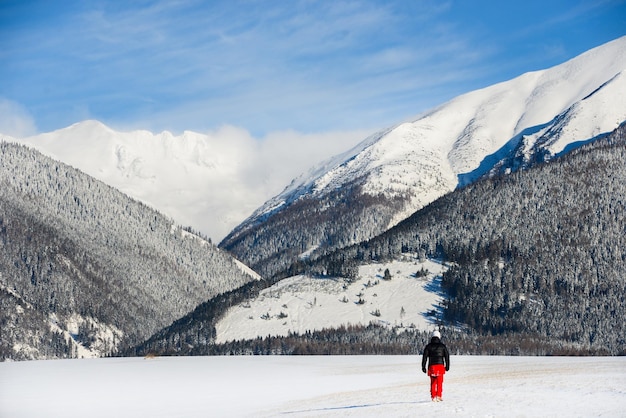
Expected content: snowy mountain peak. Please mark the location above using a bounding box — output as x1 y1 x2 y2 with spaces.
6 36 626 257
11 122 270 241
246 36 626 227
220 36 626 278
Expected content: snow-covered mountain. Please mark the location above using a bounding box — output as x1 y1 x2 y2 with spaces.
0 142 260 360
4 122 263 242
6 123 363 242
268 35 626 206
221 35 626 278
6 36 626 279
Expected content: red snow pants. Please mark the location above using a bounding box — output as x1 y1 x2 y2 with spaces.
428 364 446 399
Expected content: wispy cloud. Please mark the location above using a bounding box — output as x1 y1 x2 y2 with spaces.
0 98 37 138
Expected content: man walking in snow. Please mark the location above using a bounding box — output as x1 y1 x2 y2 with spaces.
422 330 450 402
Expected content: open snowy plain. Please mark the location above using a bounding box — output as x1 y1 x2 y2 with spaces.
1 355 625 417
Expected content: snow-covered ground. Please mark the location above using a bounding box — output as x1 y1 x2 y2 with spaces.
1 355 624 417
216 257 447 343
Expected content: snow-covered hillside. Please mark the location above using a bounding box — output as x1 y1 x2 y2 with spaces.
0 142 260 360
2 356 625 417
6 122 363 241
4 122 264 242
216 256 447 343
246 36 626 230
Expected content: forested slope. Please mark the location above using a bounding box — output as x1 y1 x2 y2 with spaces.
0 142 258 360
220 182 409 279
308 123 626 354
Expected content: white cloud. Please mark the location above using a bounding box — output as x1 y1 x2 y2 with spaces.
250 128 372 195
185 125 370 240
0 98 38 138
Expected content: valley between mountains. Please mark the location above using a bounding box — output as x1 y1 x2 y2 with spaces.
2 36 626 360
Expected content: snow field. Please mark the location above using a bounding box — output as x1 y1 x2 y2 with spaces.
1 355 624 417
215 257 447 343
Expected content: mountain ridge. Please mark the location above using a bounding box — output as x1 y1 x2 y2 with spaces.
4 37 625 259
220 36 626 278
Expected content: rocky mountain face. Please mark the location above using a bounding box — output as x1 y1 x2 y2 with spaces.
0 143 259 360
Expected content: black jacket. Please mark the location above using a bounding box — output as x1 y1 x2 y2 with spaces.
421 337 450 372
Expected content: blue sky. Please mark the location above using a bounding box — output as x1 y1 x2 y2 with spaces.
1 0 625 138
